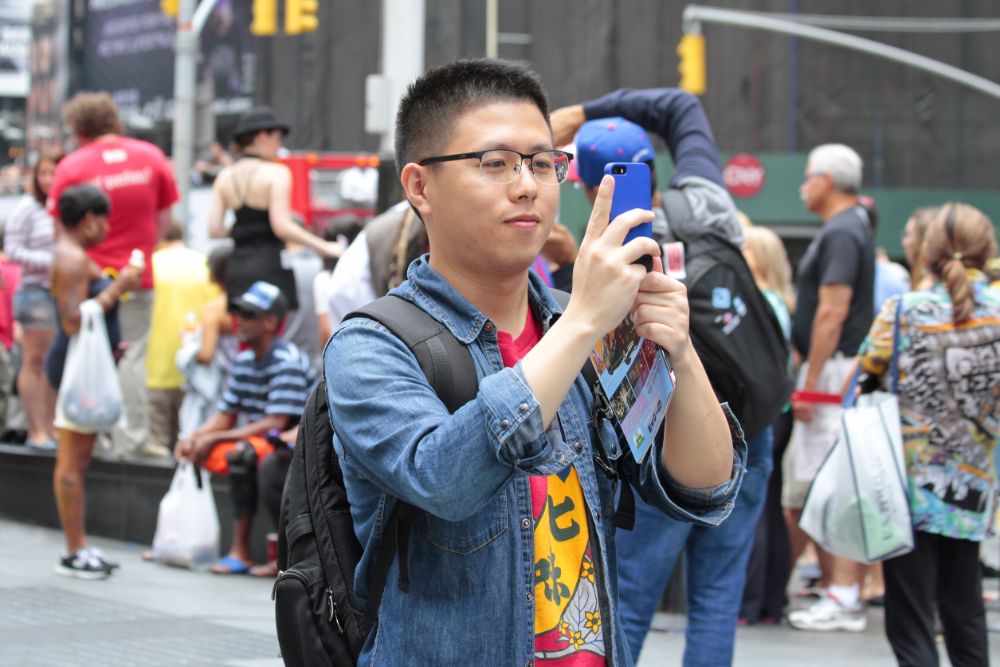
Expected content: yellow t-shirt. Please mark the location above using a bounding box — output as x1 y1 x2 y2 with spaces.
145 246 219 389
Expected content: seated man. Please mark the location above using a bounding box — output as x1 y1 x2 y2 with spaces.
326 58 747 666
175 280 315 574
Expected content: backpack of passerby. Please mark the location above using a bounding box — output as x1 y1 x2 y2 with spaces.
273 296 477 665
663 189 792 440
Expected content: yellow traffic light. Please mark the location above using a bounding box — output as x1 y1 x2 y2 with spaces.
251 0 278 36
161 0 178 17
677 34 706 96
286 0 319 35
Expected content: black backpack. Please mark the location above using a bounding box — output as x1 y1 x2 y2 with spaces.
272 295 477 666
662 189 792 440
273 291 632 666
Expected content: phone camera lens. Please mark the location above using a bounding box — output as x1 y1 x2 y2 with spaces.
612 166 626 175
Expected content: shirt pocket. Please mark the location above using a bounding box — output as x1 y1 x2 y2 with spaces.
418 490 509 556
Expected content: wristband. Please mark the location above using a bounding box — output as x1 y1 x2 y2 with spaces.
790 390 843 405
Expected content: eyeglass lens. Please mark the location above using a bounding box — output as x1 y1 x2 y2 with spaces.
479 150 570 185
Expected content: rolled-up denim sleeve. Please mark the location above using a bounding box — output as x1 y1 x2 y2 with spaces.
326 319 571 522
626 402 747 526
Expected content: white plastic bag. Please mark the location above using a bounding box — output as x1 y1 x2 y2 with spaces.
799 389 914 564
151 462 220 569
56 299 123 430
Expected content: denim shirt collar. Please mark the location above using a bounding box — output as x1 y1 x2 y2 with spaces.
396 254 563 343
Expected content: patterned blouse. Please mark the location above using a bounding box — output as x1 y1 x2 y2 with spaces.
858 271 1000 541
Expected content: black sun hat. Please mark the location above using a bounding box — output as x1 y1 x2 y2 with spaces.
231 106 290 141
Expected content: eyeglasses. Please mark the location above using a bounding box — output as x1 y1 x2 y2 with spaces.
418 149 574 185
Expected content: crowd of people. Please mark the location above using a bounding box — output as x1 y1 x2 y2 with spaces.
0 57 998 666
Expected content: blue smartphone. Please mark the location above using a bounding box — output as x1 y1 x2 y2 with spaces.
605 162 654 271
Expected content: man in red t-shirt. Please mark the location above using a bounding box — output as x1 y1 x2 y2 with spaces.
48 92 179 458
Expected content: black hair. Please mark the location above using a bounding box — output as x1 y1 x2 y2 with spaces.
321 216 365 272
163 219 185 243
207 245 232 285
58 184 110 228
394 58 550 175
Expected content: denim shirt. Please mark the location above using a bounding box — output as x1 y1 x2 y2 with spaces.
325 256 747 666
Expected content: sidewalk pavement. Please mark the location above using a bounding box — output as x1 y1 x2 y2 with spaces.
2 518 997 666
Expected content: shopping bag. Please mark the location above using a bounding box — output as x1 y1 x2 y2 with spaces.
56 299 123 430
799 299 914 563
151 462 220 569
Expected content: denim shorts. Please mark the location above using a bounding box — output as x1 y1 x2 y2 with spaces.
13 284 57 329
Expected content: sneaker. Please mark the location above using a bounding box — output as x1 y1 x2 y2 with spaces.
26 438 57 453
82 545 120 571
56 549 114 580
788 594 867 632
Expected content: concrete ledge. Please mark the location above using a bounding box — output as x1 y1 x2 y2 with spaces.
0 443 269 562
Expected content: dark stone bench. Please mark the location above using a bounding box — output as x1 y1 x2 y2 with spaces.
0 443 270 563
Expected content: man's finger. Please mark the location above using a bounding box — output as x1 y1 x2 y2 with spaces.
582 175 614 242
651 254 664 275
604 208 656 247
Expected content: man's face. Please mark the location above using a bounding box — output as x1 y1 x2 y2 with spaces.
236 311 277 344
799 165 833 214
407 101 559 277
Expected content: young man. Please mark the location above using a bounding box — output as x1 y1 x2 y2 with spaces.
325 59 746 666
552 89 775 665
49 184 141 578
48 92 179 459
175 281 315 574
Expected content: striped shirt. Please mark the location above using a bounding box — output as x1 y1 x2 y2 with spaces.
218 338 316 422
4 195 55 287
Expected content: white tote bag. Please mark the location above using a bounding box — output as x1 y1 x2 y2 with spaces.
56 299 124 430
799 300 914 563
151 462 221 569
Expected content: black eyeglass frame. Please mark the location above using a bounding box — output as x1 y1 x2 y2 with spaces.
417 149 575 184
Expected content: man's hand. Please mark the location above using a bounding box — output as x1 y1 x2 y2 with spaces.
566 175 659 338
117 264 143 292
550 104 586 146
792 400 814 424
174 433 218 466
631 256 692 363
541 222 578 267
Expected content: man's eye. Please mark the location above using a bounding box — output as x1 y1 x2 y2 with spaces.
482 160 509 169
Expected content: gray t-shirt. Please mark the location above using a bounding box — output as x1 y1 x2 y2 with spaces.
792 205 875 357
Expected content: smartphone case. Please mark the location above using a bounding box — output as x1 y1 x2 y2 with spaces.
605 162 653 269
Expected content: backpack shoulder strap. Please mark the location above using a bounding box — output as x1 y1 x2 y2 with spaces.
346 295 476 413
661 187 696 242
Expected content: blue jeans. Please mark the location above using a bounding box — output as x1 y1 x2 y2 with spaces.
616 426 774 666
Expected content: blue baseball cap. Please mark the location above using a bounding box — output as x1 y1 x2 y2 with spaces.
232 280 288 317
575 117 656 187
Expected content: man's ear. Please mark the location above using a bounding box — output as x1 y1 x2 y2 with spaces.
400 163 432 222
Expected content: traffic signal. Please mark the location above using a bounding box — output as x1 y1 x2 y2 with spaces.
251 0 277 36
161 0 178 17
677 34 706 95
286 0 319 34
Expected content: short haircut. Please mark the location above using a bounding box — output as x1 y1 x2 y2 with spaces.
163 219 185 243
207 245 232 285
807 144 863 194
58 184 110 228
395 58 550 175
62 92 123 140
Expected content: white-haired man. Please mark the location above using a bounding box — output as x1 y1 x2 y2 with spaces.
787 143 875 632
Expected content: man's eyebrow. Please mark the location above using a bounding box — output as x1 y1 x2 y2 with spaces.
479 142 555 153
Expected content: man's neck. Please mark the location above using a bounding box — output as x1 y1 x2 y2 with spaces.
430 259 531 336
251 334 276 360
77 133 120 147
819 192 859 223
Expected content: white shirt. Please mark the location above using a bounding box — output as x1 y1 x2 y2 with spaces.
326 230 376 331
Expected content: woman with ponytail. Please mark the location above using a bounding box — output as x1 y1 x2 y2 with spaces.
855 202 1000 666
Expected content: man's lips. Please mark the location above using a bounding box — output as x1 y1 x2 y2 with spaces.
504 215 540 227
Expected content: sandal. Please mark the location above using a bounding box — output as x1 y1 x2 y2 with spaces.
211 555 251 574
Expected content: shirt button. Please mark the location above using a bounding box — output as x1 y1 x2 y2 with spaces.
521 518 531 529
574 441 583 453
484 322 494 332
500 419 511 430
526 591 533 602
518 403 529 414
